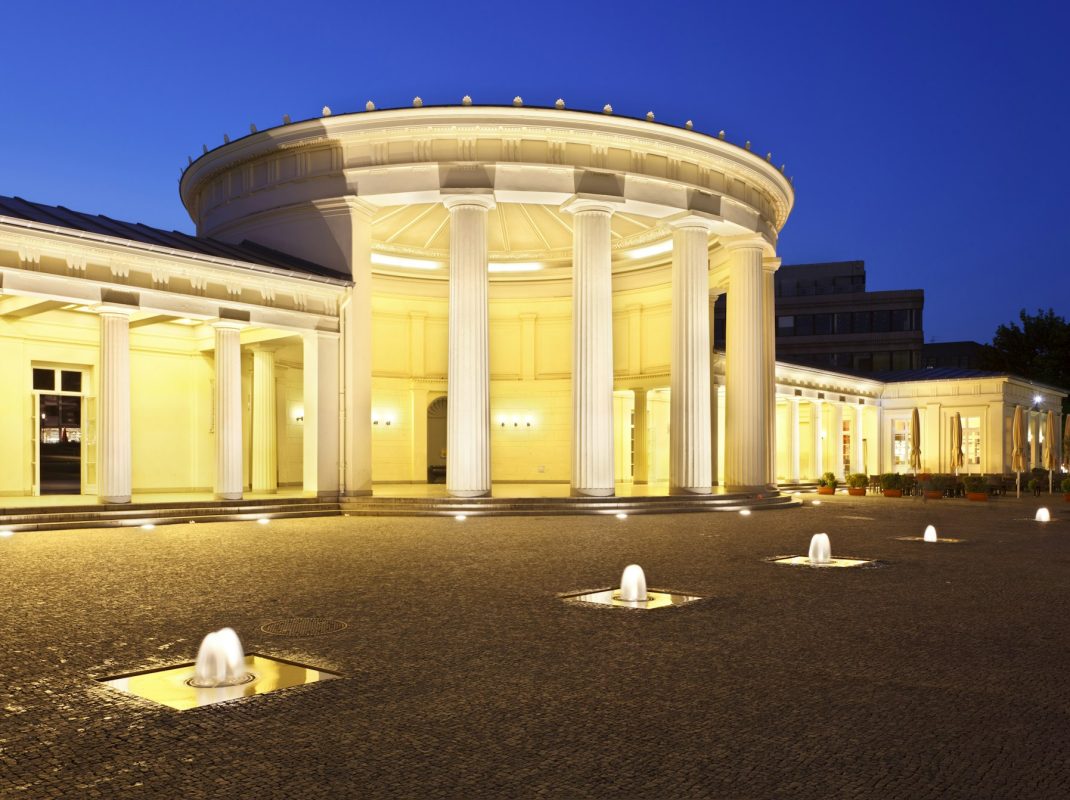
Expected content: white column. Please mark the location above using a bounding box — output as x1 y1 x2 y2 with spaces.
251 348 277 493
563 199 616 497
764 264 777 485
724 242 771 491
303 332 341 496
98 307 134 503
831 401 845 479
669 220 713 494
342 200 375 496
445 195 494 497
853 403 866 476
633 388 649 484
789 397 801 483
213 322 243 500
812 399 824 478
709 290 722 487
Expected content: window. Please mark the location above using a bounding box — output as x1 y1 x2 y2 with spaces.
892 419 909 465
777 316 795 336
834 312 852 335
795 315 813 336
873 351 891 371
892 350 912 371
854 352 873 372
842 418 851 474
892 309 913 332
33 368 55 391
60 371 82 393
873 310 891 332
964 416 981 466
813 313 833 335
853 311 871 333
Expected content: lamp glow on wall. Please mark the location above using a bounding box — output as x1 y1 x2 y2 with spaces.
293 406 304 423
497 414 535 429
372 410 396 427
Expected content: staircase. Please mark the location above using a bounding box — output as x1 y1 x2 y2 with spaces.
0 496 341 533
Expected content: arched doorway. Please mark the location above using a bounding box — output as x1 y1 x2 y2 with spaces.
427 396 448 483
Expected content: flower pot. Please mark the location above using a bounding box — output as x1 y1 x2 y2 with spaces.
923 490 942 500
882 489 902 498
847 488 866 496
1064 494 1070 503
966 491 987 502
817 486 835 495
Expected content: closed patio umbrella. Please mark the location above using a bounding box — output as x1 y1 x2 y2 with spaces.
950 412 964 476
1064 414 1070 472
1011 404 1024 498
1044 411 1056 494
910 408 922 475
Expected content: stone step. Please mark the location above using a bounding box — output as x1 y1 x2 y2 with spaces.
339 494 797 517
1 508 341 533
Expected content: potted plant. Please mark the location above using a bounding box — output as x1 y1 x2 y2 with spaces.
1062 476 1070 502
880 473 903 497
964 474 987 501
817 471 838 495
846 473 868 496
922 474 945 500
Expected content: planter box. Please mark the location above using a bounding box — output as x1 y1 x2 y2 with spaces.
1064 494 1070 503
817 486 835 495
847 488 866 496
923 490 942 500
966 492 988 502
882 489 902 498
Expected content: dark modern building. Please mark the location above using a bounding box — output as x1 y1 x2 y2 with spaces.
715 260 925 374
920 340 988 370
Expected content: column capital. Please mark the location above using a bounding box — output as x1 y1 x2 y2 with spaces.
95 303 137 317
442 193 495 211
560 196 620 216
666 212 718 232
211 319 246 331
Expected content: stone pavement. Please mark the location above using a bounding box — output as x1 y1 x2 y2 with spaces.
2 494 1069 799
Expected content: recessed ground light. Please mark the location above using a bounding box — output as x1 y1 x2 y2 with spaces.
140 524 155 531
257 518 270 525
615 512 628 520
1036 507 1051 522
811 500 822 506
455 514 467 521
739 509 751 516
0 529 13 538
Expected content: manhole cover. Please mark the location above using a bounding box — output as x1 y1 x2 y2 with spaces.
260 618 348 637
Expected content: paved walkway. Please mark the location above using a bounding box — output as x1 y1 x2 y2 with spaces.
2 495 1068 798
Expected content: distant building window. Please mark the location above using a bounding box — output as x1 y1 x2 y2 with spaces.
892 350 911 371
873 351 892 371
813 313 833 335
834 312 852 335
777 316 794 336
892 309 913 332
854 352 873 372
795 315 813 336
873 311 892 333
853 311 871 333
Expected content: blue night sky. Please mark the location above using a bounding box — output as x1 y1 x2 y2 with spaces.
2 0 1067 343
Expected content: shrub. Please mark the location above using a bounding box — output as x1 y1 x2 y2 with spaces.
879 473 903 491
847 473 868 489
819 471 838 489
964 475 986 493
1062 477 1070 493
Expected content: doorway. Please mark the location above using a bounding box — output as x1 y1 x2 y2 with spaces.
426 396 447 483
39 394 83 494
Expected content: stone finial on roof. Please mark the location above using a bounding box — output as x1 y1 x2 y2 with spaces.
223 134 230 143
322 106 332 117
462 95 473 106
766 152 772 161
744 140 752 150
249 123 257 133
780 164 786 173
513 96 523 106
685 120 693 130
188 156 193 165
202 145 208 154
646 111 655 121
365 101 376 111
603 104 613 114
413 97 423 107
282 114 291 124
718 130 726 140
555 98 565 109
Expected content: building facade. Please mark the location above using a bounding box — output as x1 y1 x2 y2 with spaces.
0 104 1064 505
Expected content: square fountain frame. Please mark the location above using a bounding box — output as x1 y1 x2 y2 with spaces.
560 587 705 609
97 652 341 711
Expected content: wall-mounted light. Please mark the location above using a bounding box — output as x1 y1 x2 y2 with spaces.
372 411 394 427
497 413 535 429
293 406 304 423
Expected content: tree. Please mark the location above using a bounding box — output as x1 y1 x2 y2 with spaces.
981 309 1070 412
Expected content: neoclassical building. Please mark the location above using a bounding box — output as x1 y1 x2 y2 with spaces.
0 102 1064 504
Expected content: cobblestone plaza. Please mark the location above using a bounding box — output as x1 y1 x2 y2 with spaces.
3 497 1069 798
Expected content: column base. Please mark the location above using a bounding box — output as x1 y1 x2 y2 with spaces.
571 486 615 497
342 489 373 498
215 492 243 501
99 495 131 504
448 489 491 498
670 486 712 496
251 487 278 494
724 484 779 495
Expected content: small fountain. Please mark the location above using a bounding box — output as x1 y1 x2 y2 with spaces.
188 628 253 688
895 522 962 544
617 564 648 602
924 524 938 543
808 533 831 565
1036 507 1051 523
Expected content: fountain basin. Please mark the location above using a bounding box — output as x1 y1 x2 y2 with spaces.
561 588 703 610
98 654 340 710
769 555 876 568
